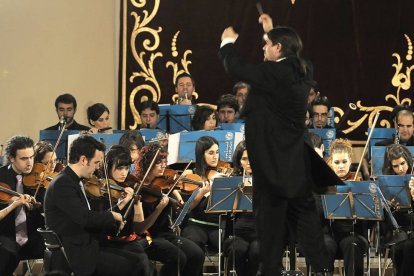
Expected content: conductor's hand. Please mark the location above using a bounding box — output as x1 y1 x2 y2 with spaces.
259 13 273 33
221 27 239 42
111 211 125 231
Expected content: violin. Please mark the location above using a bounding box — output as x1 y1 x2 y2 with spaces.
83 175 125 200
23 163 59 189
0 182 40 208
216 160 233 176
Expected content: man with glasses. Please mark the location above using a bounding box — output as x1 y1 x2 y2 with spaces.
310 96 347 138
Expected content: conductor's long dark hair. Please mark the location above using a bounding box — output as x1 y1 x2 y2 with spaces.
267 27 308 76
195 136 219 179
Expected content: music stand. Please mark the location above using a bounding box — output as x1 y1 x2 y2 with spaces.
206 176 253 276
322 182 384 275
377 175 412 209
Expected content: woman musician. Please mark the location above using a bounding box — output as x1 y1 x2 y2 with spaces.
138 143 204 276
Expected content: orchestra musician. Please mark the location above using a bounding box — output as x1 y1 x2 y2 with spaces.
219 13 340 275
181 136 222 252
138 143 205 276
0 136 44 276
44 93 90 131
382 143 414 275
324 139 368 275
90 145 153 276
86 103 113 134
222 141 260 276
118 130 145 175
44 135 140 276
191 105 218 131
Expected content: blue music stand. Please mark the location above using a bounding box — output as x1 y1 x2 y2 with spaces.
371 146 414 176
178 130 242 162
168 105 197 133
158 105 169 132
219 123 245 134
138 129 167 144
206 176 253 213
308 128 336 156
322 181 384 221
67 133 124 155
39 130 79 160
377 175 412 209
368 128 395 157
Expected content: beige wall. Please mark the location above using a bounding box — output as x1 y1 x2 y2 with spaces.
0 0 119 149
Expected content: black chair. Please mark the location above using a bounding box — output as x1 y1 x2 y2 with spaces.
37 228 74 276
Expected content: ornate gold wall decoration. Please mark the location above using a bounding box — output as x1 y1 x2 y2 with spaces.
166 31 199 103
334 34 414 134
125 0 163 129
291 0 296 4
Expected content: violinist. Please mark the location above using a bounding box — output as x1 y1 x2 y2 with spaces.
222 141 260 276
324 138 368 275
138 144 204 276
90 145 152 276
182 136 222 252
86 103 113 134
0 135 44 276
44 135 139 276
382 144 414 275
118 130 145 175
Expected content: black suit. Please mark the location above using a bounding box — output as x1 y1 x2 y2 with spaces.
44 166 140 276
219 43 342 275
0 165 45 276
44 120 90 131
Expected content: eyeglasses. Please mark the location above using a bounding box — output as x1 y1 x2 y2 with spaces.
313 112 328 118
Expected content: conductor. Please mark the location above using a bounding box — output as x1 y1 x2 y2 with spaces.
219 13 340 275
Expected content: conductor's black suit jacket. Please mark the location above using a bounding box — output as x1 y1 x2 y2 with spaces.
219 43 341 199
44 166 116 276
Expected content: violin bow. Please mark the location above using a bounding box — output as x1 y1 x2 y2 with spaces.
102 154 113 211
33 118 66 199
353 111 380 181
166 160 193 196
123 148 161 220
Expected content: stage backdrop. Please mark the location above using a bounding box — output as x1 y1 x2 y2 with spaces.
118 0 414 140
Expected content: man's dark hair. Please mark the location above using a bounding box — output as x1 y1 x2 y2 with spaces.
119 130 145 151
138 100 160 115
54 93 77 110
5 135 34 159
308 132 323 148
191 105 217 131
390 104 412 122
175 72 195 87
87 103 110 125
232 82 251 94
311 96 331 112
217 94 239 113
68 135 105 164
267 26 307 76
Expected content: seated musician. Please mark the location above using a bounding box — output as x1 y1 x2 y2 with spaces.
174 72 197 105
138 143 204 276
191 105 218 131
376 107 414 146
323 138 369 275
86 103 113 134
90 145 153 276
222 141 260 276
181 136 223 252
217 94 239 124
44 93 90 131
118 130 145 175
0 136 44 276
138 100 161 130
44 135 141 276
382 143 414 275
